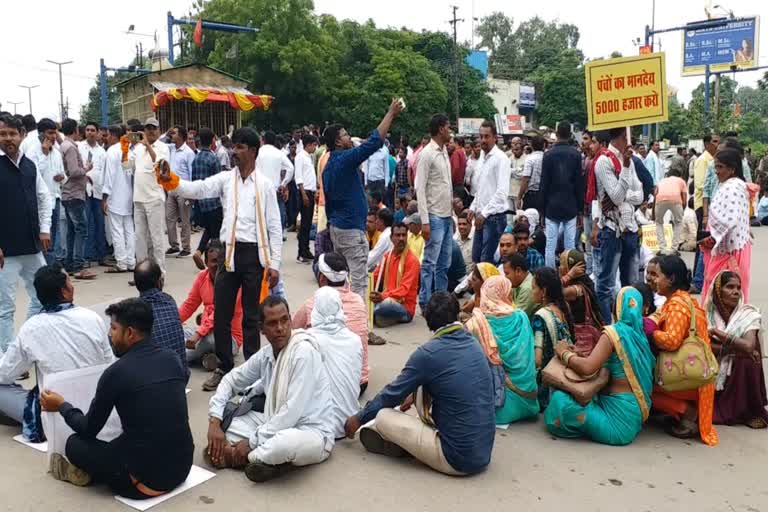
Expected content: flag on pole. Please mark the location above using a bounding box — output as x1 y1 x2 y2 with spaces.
193 19 203 48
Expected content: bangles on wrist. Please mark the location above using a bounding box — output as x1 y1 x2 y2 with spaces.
562 351 575 367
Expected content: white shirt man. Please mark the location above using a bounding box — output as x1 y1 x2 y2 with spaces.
26 138 65 201
294 148 317 193
364 145 390 187
130 119 170 272
216 141 231 170
367 226 392 271
0 301 113 425
256 144 294 189
102 137 136 271
208 326 335 476
18 129 38 157
168 142 196 181
470 146 511 220
79 139 106 200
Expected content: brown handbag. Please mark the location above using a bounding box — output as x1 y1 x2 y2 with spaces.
541 356 610 406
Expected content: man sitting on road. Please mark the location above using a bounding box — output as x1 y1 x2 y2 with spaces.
0 265 113 434
371 223 420 328
404 213 425 262
292 251 370 388
344 292 495 476
206 296 335 483
133 259 187 380
41 298 193 500
512 222 544 271
178 241 242 371
502 253 537 318
307 287 363 438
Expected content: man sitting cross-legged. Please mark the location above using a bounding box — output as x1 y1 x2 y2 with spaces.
0 264 113 434
344 292 496 476
133 259 187 380
370 222 420 328
292 251 369 392
40 298 194 500
307 287 363 438
178 240 242 371
206 296 335 483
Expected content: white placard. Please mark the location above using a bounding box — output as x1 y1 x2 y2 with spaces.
114 466 216 511
40 363 122 462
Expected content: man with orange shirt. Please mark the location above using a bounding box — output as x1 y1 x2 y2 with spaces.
370 223 420 327
178 241 242 371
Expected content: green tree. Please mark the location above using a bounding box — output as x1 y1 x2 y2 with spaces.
529 49 586 127
659 97 690 145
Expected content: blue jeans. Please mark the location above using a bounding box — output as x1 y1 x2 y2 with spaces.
373 299 412 328
596 227 639 322
55 201 68 263
85 197 107 262
545 217 577 268
692 250 705 291
583 215 593 275
0 384 27 424
0 252 45 352
472 213 507 263
419 215 453 307
62 199 88 272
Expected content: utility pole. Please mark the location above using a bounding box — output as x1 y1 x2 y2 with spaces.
47 60 73 121
8 101 23 115
18 85 39 116
448 6 464 124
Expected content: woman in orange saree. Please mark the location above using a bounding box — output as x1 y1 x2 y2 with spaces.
649 255 718 446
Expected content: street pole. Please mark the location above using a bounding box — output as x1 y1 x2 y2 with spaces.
448 6 463 124
713 73 721 133
47 60 73 121
18 85 39 117
8 101 23 115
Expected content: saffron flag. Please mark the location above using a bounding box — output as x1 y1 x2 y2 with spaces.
194 19 203 48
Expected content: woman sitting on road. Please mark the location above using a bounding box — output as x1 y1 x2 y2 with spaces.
531 267 575 410
461 263 500 316
649 255 718 446
465 276 539 424
704 270 768 429
545 287 656 445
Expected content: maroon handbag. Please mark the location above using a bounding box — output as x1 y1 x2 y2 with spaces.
573 286 600 357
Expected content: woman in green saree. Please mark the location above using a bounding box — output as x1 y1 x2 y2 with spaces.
544 287 656 445
465 276 539 424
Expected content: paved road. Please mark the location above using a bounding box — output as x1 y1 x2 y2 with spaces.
2 232 767 512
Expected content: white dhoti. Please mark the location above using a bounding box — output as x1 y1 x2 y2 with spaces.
225 411 332 467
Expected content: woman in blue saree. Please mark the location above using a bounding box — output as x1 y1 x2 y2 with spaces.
544 287 656 445
465 276 539 424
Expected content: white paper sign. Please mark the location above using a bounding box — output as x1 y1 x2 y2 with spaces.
114 466 216 511
40 363 122 462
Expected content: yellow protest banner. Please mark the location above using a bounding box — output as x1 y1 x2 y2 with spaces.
641 224 673 253
585 52 668 130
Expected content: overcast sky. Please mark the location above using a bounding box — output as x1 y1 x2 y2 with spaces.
1 0 765 121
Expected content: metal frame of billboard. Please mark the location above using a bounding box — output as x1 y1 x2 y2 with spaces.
680 16 760 76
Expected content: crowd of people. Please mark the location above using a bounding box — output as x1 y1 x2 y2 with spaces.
0 95 766 501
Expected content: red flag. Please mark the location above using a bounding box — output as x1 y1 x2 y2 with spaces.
193 19 203 48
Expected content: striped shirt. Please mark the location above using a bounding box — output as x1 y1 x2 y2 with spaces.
593 145 644 234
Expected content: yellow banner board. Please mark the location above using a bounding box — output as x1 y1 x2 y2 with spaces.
641 224 673 253
584 52 668 130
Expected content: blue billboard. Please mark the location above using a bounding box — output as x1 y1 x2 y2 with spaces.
682 17 760 76
466 50 488 79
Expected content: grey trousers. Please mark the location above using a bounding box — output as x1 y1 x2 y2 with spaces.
183 326 237 363
330 225 368 299
165 190 192 252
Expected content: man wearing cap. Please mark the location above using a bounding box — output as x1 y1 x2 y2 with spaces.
404 213 424 263
131 118 170 274
414 114 453 310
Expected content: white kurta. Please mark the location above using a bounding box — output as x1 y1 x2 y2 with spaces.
102 144 134 216
208 333 335 465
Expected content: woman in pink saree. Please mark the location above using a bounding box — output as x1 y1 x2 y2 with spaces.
700 148 757 304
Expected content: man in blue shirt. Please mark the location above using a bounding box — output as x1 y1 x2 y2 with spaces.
344 292 495 476
322 99 403 298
